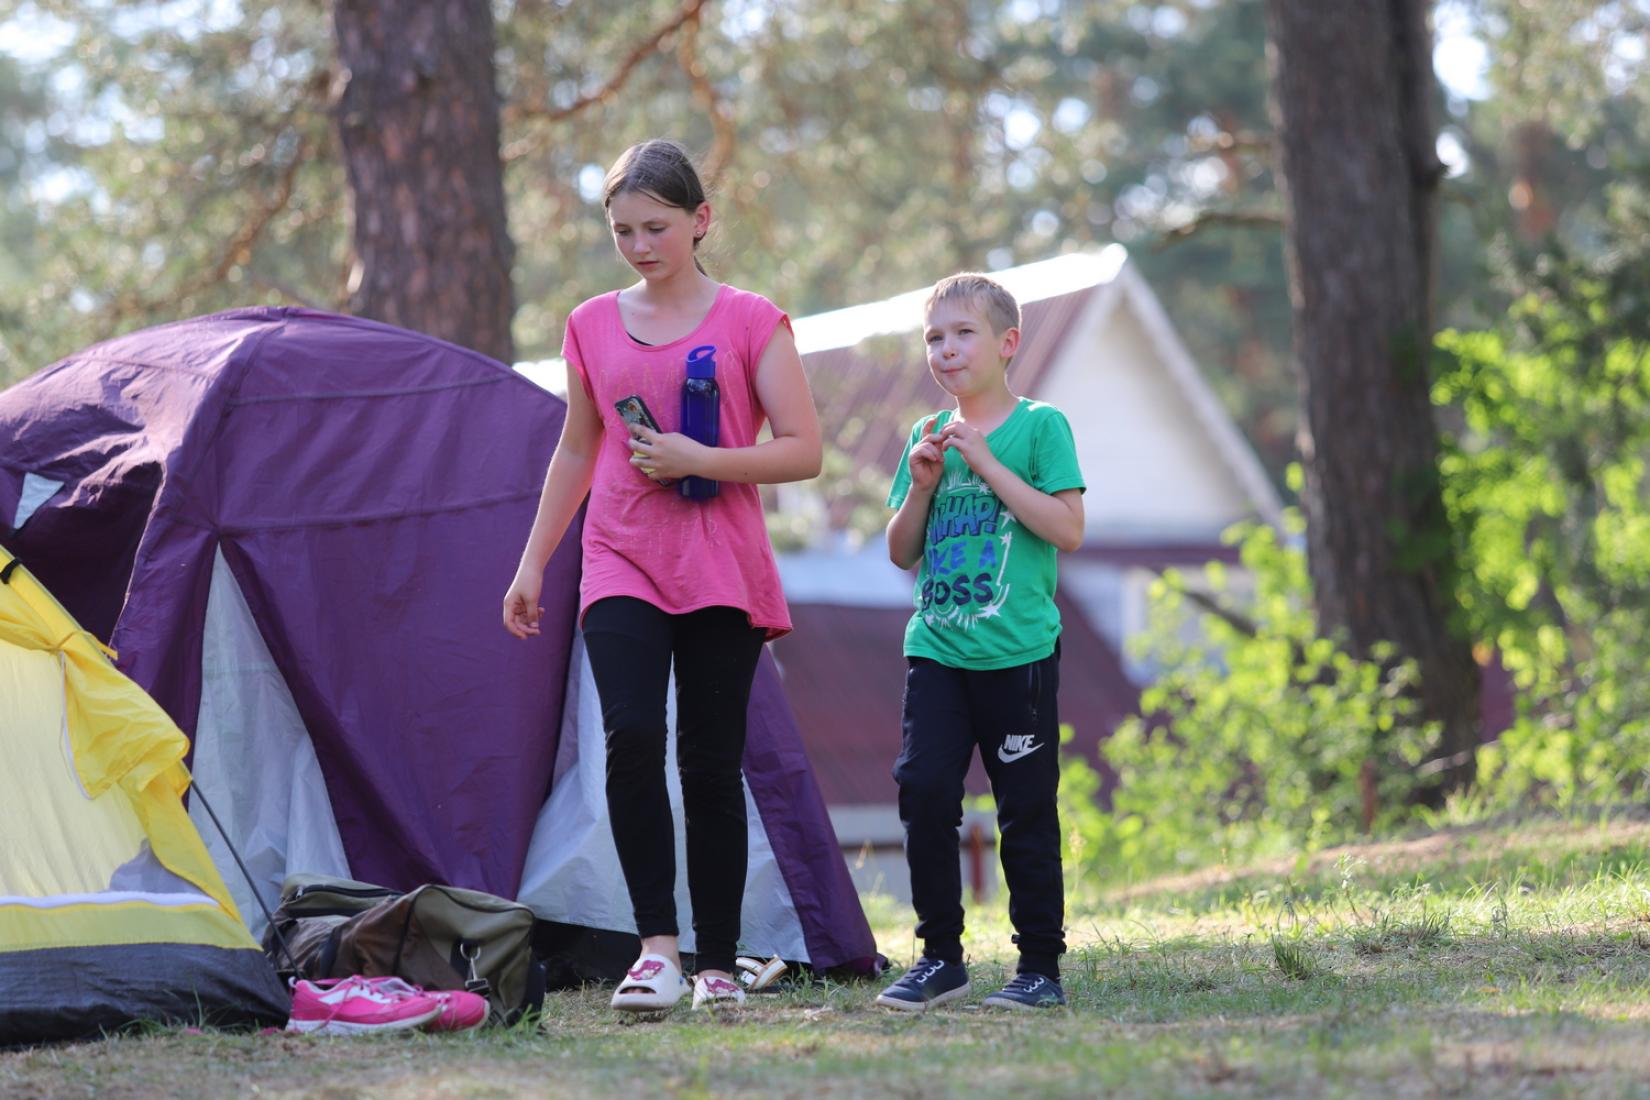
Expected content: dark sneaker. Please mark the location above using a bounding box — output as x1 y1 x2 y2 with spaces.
982 972 1066 1010
874 958 970 1012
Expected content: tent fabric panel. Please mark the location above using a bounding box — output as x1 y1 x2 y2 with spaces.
0 490 155 644
218 506 578 899
0 550 190 802
0 899 254 952
165 313 558 535
0 339 233 641
230 309 514 401
12 472 65 530
0 549 249 931
744 654 881 974
109 517 218 751
0 640 155 897
0 942 287 1047
190 548 352 937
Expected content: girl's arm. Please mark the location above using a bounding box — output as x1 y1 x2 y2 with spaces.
627 325 822 485
503 376 603 638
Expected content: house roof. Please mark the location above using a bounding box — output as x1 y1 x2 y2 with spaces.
795 246 1282 533
771 589 1136 808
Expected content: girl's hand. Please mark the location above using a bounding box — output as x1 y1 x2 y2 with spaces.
502 571 544 639
938 419 998 475
908 417 945 492
626 425 709 482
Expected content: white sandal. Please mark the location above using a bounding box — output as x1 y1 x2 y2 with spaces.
611 953 689 1013
691 973 746 1010
735 955 788 992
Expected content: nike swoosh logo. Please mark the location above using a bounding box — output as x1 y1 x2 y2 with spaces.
997 742 1043 763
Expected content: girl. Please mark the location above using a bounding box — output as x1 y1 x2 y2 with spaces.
502 139 821 1013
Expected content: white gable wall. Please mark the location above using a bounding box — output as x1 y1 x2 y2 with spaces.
1035 289 1263 543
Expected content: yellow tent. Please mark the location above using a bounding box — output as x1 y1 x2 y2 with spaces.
0 548 286 1045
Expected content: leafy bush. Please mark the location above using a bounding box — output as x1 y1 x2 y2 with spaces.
1090 517 1432 876
1435 228 1650 805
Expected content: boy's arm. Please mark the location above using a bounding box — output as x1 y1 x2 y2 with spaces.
938 420 1085 553
887 418 945 569
886 482 937 570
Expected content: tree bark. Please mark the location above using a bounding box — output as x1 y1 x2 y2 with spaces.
332 0 515 362
1264 0 1481 795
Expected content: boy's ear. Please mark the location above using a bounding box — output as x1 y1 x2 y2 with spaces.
998 326 1021 361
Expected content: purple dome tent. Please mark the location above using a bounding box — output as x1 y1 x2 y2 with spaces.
0 307 877 978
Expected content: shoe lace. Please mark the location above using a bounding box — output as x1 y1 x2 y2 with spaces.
1003 973 1050 995
902 958 946 987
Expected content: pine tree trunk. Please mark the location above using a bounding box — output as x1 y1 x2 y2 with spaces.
1264 0 1481 796
332 0 515 362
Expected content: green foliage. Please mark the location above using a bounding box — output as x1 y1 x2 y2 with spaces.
0 0 1299 486
1087 517 1433 877
1268 934 1326 981
1434 206 1650 806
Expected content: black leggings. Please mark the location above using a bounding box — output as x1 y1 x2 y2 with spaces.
581 596 767 975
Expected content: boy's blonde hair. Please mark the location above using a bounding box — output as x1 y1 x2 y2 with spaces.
925 273 1021 340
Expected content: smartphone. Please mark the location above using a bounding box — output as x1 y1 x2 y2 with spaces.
614 394 661 433
613 395 672 485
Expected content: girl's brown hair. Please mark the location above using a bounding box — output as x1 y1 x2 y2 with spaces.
603 139 709 274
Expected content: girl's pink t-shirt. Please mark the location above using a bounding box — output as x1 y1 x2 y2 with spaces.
563 284 793 639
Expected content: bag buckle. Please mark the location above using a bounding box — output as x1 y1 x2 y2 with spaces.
459 940 492 998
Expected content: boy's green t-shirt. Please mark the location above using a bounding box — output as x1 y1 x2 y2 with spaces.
887 398 1086 670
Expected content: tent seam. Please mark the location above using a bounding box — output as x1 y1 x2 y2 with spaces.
228 375 505 403
149 488 545 533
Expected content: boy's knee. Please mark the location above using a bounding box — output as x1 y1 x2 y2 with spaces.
896 778 964 827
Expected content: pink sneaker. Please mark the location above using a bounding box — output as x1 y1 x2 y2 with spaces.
286 976 442 1036
425 989 489 1031
351 977 489 1031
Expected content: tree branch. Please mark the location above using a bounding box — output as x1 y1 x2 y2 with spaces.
109 128 312 321
501 0 708 162
676 13 734 184
1186 129 1274 157
1149 566 1261 637
1153 209 1284 250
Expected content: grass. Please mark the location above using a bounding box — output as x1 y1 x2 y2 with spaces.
11 813 1650 1097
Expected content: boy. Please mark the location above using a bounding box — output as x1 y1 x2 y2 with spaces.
876 273 1085 1012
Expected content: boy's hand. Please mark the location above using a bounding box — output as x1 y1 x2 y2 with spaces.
908 416 945 492
938 420 998 475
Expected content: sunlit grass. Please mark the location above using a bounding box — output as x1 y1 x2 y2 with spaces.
8 812 1650 1097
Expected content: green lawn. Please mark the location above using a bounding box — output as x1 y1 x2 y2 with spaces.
9 814 1650 1098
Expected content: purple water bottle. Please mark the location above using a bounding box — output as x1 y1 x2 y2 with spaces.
679 344 720 500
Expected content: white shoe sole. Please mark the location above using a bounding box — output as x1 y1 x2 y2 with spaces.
285 1005 443 1035
611 981 689 1013
981 996 1063 1011
612 953 690 1012
874 981 971 1012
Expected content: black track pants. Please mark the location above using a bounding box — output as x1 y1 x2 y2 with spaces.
894 648 1066 978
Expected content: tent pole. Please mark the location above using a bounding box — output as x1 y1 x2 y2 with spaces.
191 784 300 976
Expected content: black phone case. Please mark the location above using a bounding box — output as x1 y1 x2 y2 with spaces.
613 395 671 484
614 394 661 432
